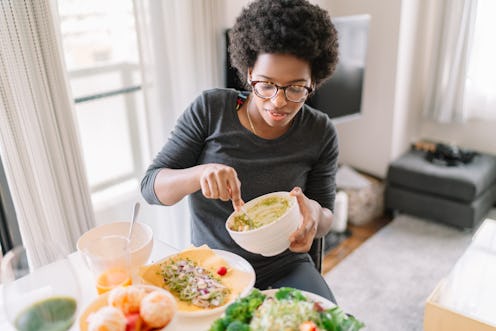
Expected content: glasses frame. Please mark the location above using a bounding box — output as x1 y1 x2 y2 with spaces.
250 80 313 103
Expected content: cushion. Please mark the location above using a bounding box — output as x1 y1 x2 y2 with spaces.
385 183 496 229
387 150 496 202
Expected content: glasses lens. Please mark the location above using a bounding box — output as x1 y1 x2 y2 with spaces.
285 86 309 102
254 82 277 98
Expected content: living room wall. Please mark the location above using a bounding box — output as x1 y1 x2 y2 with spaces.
322 0 496 177
323 0 432 179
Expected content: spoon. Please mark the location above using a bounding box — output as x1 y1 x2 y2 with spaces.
127 202 141 241
239 204 255 228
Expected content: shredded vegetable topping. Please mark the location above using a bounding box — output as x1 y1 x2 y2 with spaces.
250 298 318 330
161 259 230 308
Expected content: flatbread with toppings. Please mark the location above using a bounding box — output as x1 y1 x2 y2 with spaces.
139 245 254 313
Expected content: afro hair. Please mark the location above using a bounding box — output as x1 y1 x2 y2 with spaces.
229 0 339 89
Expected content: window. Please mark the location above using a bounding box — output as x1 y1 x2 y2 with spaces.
57 0 147 194
0 156 21 253
464 0 496 120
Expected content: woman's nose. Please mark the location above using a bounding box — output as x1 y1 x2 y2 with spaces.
271 89 287 107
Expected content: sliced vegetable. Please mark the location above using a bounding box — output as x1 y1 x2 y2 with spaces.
217 266 228 276
300 321 317 331
161 258 229 308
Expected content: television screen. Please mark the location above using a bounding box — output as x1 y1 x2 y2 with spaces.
225 14 371 121
306 14 370 121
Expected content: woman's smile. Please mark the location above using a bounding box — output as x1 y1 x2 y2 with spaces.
265 108 290 121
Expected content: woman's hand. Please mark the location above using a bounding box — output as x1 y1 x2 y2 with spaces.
288 187 321 253
200 163 244 210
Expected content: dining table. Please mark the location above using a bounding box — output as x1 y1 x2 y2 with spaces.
0 238 224 331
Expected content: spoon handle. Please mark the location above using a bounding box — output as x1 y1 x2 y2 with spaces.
128 202 141 240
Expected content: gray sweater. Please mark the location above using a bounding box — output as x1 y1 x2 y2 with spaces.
141 88 338 284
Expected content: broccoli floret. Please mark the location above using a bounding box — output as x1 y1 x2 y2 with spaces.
209 318 228 331
274 287 307 301
223 289 265 323
210 289 267 330
226 320 250 331
224 301 251 323
318 307 365 331
242 289 266 319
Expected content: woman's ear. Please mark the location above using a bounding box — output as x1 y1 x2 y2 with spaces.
247 68 252 83
310 80 316 90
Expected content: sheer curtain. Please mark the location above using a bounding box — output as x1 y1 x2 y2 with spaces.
423 0 478 123
463 0 496 120
0 0 95 266
133 0 224 248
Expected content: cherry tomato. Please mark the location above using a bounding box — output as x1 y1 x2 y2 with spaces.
125 312 142 331
299 321 317 331
217 266 228 276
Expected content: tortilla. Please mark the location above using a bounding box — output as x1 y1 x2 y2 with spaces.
139 245 254 313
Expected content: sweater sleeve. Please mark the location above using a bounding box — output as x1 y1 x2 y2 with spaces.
140 93 210 205
304 118 339 211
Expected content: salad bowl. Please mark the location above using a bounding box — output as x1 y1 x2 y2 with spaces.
226 191 301 256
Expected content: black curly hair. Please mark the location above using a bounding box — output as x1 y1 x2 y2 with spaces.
229 0 339 89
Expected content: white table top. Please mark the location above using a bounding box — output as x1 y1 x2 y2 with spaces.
436 218 496 326
0 239 222 330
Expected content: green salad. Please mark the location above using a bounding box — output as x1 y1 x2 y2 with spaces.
209 287 365 331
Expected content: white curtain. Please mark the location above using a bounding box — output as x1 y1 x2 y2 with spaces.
133 0 224 249
463 0 496 120
0 0 95 266
423 0 478 123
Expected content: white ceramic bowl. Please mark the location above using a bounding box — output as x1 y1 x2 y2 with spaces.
77 221 153 268
226 191 301 256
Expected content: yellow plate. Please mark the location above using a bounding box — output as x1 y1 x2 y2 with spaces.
139 245 255 317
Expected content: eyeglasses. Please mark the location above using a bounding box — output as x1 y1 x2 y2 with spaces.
250 80 313 103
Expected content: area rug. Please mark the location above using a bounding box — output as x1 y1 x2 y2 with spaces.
323 213 488 331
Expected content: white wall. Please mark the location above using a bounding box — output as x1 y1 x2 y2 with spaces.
419 120 496 155
320 0 410 178
327 0 496 177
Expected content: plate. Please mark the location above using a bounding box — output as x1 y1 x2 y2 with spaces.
140 247 255 318
174 249 255 317
79 284 178 331
262 289 336 309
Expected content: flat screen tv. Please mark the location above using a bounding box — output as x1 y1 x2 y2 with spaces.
307 14 370 121
225 14 371 121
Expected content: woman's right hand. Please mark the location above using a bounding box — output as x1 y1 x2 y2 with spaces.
200 164 244 210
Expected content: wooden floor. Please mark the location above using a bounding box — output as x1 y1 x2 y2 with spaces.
322 215 393 275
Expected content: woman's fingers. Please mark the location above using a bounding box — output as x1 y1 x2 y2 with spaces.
200 164 242 204
227 176 243 210
289 186 318 252
289 220 317 252
201 169 219 198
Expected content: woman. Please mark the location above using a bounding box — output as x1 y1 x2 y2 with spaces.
141 0 339 302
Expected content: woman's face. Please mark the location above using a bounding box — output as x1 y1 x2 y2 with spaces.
248 53 312 131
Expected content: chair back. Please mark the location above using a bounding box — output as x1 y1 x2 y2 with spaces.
308 237 324 273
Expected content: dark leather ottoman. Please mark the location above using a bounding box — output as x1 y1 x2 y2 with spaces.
385 149 496 229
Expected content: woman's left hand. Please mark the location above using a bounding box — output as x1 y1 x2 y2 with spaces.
288 187 319 253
